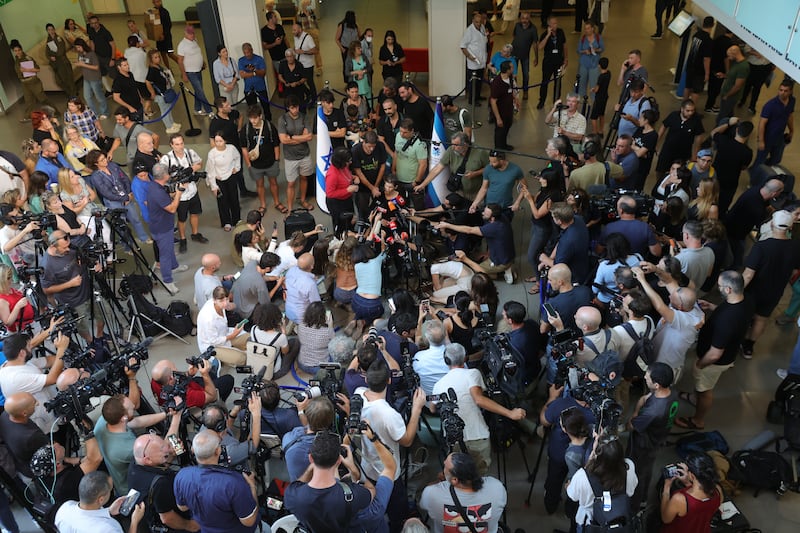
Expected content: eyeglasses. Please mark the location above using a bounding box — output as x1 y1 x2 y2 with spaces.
142 437 156 457
59 235 70 242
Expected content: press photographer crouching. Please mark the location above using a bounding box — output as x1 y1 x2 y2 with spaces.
432 343 526 475
0 204 52 266
282 395 337 481
660 453 723 531
200 393 262 470
150 357 233 409
41 229 104 341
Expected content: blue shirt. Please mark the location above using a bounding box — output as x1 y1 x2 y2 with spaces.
131 176 150 223
282 427 314 481
145 180 174 234
611 151 640 187
480 219 515 266
490 51 518 75
238 54 267 93
174 465 258 533
34 154 74 185
483 161 523 208
619 96 650 137
761 94 796 143
576 34 603 70
544 396 595 460
355 251 386 295
555 215 591 283
284 266 320 323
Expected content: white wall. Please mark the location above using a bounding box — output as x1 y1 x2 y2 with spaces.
427 0 467 96
217 0 270 95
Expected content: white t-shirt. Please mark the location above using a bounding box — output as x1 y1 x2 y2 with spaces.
566 458 638 527
55 501 123 533
653 305 705 372
359 394 406 481
612 316 655 362
196 299 232 351
271 240 299 277
295 31 315 69
124 46 148 82
459 24 487 70
413 345 450 396
0 359 58 433
433 368 490 442
177 37 205 72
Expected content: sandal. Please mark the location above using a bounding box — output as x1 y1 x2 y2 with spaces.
274 203 289 214
524 276 538 283
679 391 697 407
674 416 704 430
300 201 315 211
528 285 540 295
257 206 267 216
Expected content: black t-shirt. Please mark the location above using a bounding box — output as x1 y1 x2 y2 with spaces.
539 27 567 62
209 111 242 148
630 391 679 451
713 133 753 189
595 71 611 102
128 463 192 532
376 114 402 151
112 72 142 109
710 35 734 73
88 24 114 58
480 219 515 266
376 92 404 117
0 413 48 478
724 187 768 240
660 111 705 162
261 24 287 61
351 142 387 188
285 480 372 532
278 60 306 88
401 97 434 140
239 120 280 168
51 464 84 508
744 238 800 307
696 299 754 365
321 108 347 149
146 66 169 93
548 286 593 333
633 128 658 178
132 149 161 176
379 44 405 80
687 29 712 75
41 249 91 307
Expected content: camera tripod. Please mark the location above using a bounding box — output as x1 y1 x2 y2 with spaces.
573 73 593 122
107 210 171 294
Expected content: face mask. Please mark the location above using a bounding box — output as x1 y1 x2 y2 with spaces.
365 36 372 43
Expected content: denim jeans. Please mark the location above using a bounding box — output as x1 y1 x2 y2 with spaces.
789 327 800 375
153 230 178 282
105 199 150 242
578 64 600 103
84 78 109 117
153 94 175 129
186 71 212 113
517 56 531 92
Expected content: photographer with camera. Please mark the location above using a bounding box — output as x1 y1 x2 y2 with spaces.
598 196 662 259
148 163 188 294
173 430 260 533
160 132 208 253
433 343 526 474
626 362 678 511
201 393 261 469
127 433 200 533
346 335 402 396
419 452 507 533
0 392 50 481
412 319 450 395
0 204 41 265
502 301 542 383
282 395 337 481
151 358 233 408
359 358 426 532
0 328 70 433
94 393 182 495
257 380 301 439
660 453 723 531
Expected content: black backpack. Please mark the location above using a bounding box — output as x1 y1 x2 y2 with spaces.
637 96 659 117
728 449 793 497
620 319 656 380
784 391 800 449
165 300 194 337
585 472 632 532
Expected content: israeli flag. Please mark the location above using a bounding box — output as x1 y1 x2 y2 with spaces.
315 102 331 214
427 100 449 207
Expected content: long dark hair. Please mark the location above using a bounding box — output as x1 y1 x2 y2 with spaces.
585 435 628 493
471 273 499 317
604 233 632 265
341 10 357 29
454 291 474 326
383 29 399 48
685 453 720 495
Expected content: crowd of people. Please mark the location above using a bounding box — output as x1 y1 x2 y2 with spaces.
0 2 797 533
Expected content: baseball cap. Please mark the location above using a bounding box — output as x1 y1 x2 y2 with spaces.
772 210 794 229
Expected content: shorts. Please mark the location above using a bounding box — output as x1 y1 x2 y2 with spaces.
479 259 511 275
693 361 734 393
177 194 202 221
284 157 313 183
352 293 384 322
591 97 608 119
136 81 150 100
753 296 780 319
249 161 280 182
685 71 705 93
73 300 93 336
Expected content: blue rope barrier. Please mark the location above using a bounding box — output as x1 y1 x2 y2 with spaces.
140 92 181 125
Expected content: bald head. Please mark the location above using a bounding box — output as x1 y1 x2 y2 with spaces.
549 264 572 288
41 138 58 153
133 434 169 466
575 306 602 332
152 359 177 384
5 392 36 419
617 195 637 216
670 287 697 311
762 179 785 199
201 253 221 272
137 132 154 153
297 252 314 272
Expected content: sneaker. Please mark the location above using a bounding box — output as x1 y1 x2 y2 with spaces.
179 239 187 253
777 368 789 380
503 267 514 285
650 33 663 39
193 110 207 116
191 233 209 243
710 107 720 113
741 340 754 360
99 114 108 120
174 264 189 273
165 124 181 134
152 261 160 271
164 282 179 294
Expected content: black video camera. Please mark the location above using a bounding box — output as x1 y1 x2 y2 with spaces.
8 212 57 239
186 346 216 368
166 165 205 194
44 369 108 423
589 190 655 223
571 379 623 434
234 365 268 406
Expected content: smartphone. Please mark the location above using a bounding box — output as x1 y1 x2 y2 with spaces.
543 303 556 317
388 297 396 313
662 463 681 479
236 318 249 329
233 271 241 280
436 310 447 321
119 488 141 516
273 220 278 231
479 303 490 314
421 299 430 312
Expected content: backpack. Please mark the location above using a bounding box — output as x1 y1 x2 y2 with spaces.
165 300 194 337
585 471 632 532
480 332 528 401
783 391 800 449
675 430 729 459
728 449 793 497
766 372 800 425
637 96 659 117
583 329 624 387
620 318 656 380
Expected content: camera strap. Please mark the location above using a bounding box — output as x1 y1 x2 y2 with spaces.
448 485 480 533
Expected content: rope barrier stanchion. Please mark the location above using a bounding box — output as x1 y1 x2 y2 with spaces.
140 95 181 125
255 91 288 112
178 82 202 137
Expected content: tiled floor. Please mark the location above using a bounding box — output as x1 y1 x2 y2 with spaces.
2 0 799 531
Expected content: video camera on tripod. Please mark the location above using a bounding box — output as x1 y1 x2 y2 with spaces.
7 212 57 239
234 365 268 405
165 165 206 194
571 379 623 435
44 368 108 423
428 388 465 448
589 190 654 223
